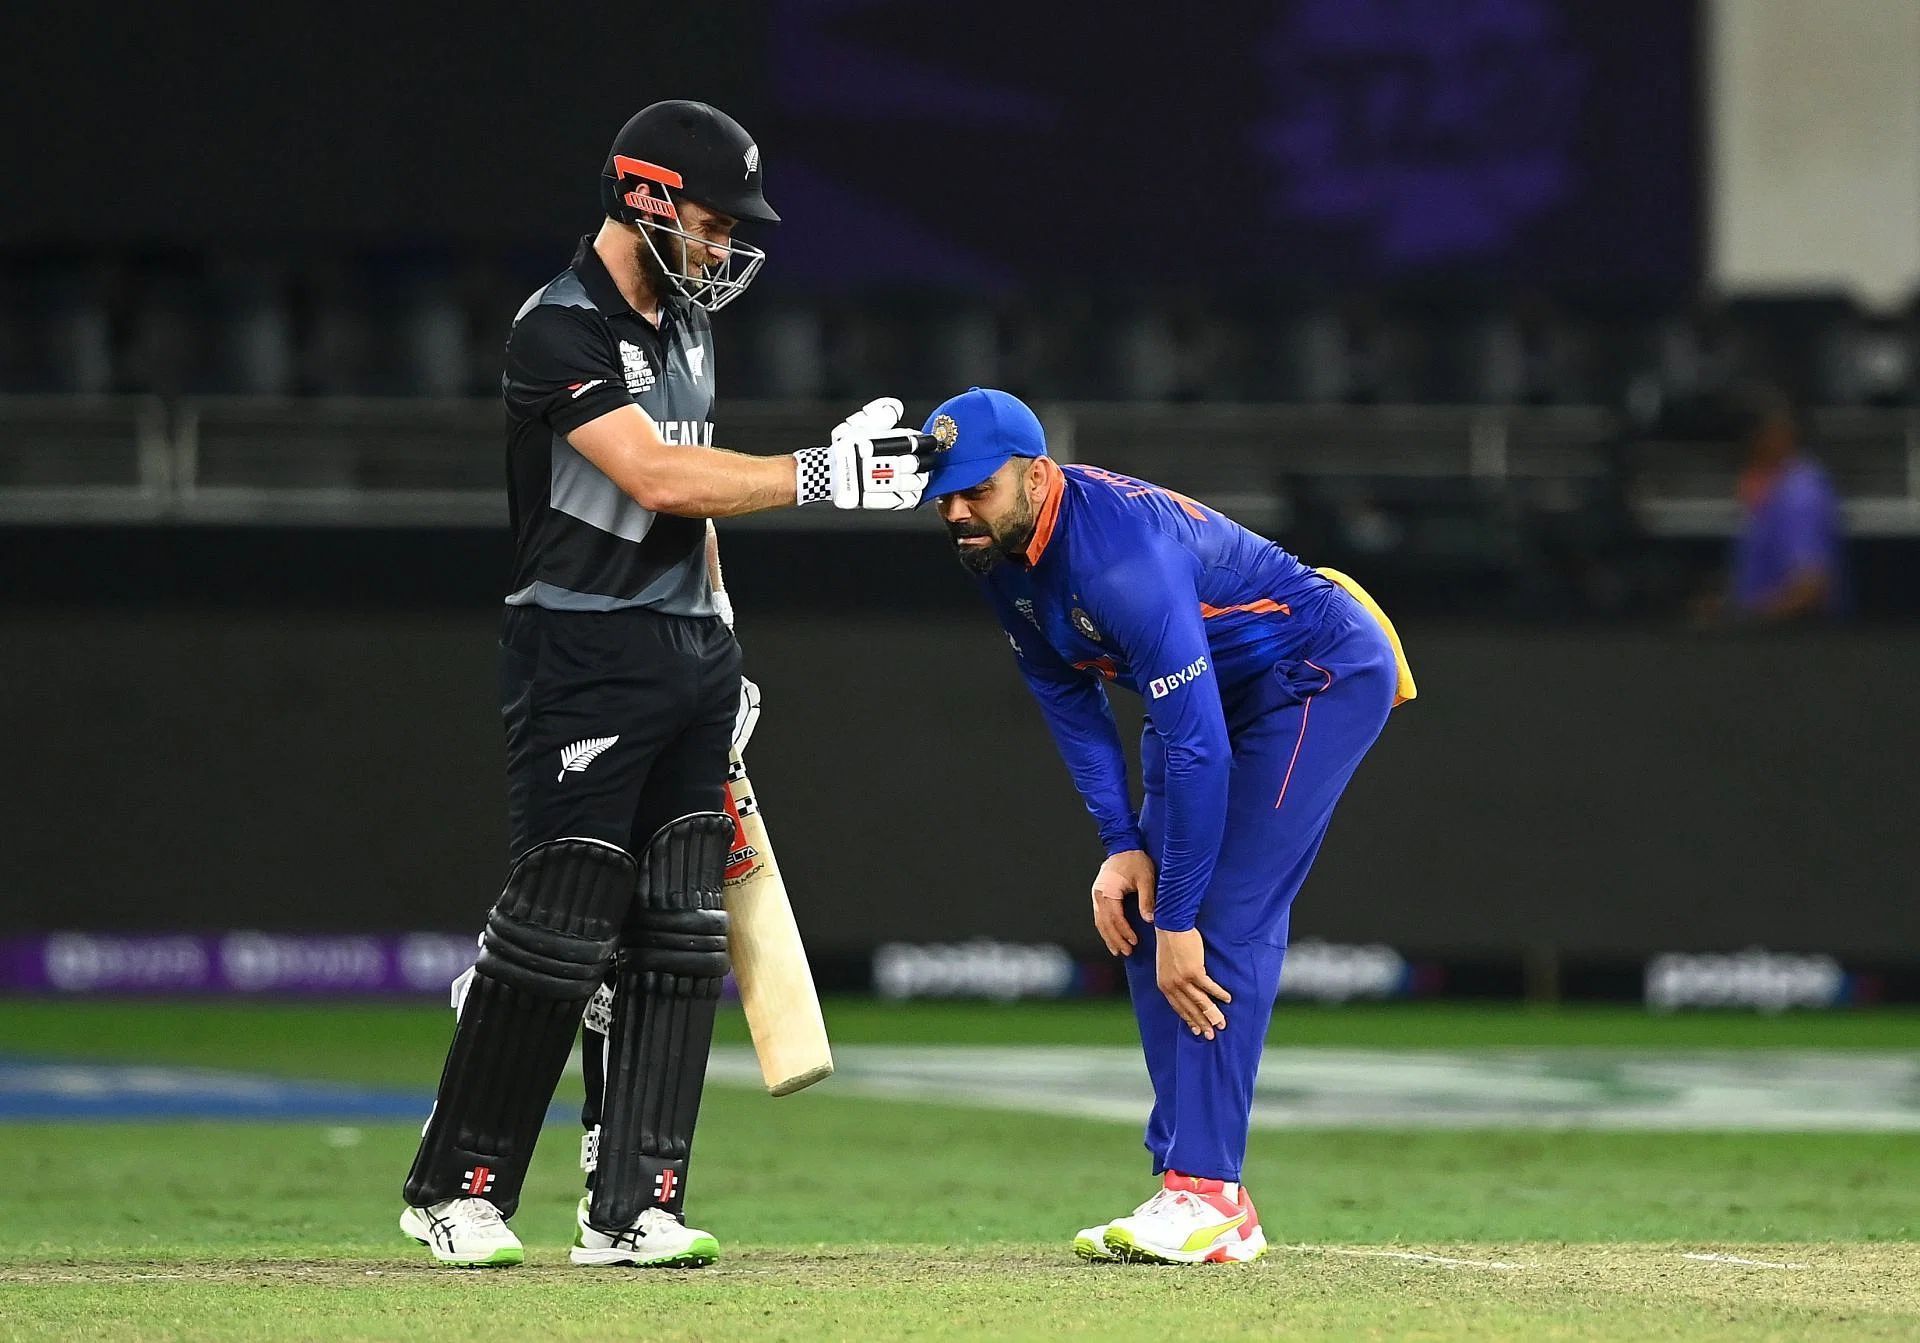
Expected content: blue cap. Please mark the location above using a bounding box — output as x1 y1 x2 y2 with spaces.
920 388 1048 499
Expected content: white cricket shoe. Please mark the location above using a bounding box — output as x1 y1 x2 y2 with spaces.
1101 1172 1268 1265
570 1196 720 1268
1076 1173 1240 1261
399 1198 524 1268
1073 1219 1121 1262
1074 1184 1171 1261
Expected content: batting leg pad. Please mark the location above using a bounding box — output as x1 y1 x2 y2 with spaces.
404 838 636 1218
588 812 733 1228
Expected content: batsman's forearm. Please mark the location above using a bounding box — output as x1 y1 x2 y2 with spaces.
567 406 800 517
633 447 798 518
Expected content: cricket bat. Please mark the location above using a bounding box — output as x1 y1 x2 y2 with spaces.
721 747 834 1096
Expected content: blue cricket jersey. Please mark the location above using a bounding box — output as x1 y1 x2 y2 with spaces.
981 461 1341 933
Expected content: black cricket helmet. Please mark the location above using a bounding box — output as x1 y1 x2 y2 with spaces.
600 100 777 312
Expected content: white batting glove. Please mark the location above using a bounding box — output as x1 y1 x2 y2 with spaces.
794 430 932 509
831 397 904 443
733 676 761 754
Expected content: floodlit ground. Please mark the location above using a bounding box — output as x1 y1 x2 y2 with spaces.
2 1001 1915 1341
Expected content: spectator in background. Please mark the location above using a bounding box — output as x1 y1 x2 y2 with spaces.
1702 385 1846 623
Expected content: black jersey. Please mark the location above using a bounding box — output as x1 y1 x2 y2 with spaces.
500 237 718 615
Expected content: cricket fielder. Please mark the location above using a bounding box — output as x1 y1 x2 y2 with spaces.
923 388 1414 1265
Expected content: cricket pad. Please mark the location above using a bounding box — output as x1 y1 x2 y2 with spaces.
404 837 635 1217
588 811 732 1227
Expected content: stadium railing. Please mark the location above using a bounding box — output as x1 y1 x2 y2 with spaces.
1 397 1917 536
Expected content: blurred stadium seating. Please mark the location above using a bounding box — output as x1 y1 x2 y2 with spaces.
4 251 1917 410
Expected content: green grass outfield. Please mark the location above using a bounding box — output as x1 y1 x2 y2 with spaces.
2 1000 1917 1341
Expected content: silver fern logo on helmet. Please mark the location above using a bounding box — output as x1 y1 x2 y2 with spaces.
603 101 778 313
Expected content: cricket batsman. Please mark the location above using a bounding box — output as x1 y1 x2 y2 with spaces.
922 388 1415 1265
398 101 930 1269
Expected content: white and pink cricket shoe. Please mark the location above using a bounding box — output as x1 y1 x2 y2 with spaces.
1078 1171 1268 1265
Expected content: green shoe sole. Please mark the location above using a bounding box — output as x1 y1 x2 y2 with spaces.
570 1236 721 1268
1073 1234 1116 1262
439 1246 525 1269
649 1238 719 1269
570 1198 720 1268
1102 1226 1178 1265
402 1221 525 1269
1102 1226 1268 1265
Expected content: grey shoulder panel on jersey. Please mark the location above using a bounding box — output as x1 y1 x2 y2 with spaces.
515 270 597 322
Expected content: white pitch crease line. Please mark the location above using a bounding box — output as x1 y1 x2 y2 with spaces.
1680 1253 1810 1270
1300 1245 1526 1270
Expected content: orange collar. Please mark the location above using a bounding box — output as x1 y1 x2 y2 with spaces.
1022 458 1065 566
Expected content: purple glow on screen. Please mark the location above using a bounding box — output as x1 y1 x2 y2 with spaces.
1255 0 1589 265
764 0 1691 291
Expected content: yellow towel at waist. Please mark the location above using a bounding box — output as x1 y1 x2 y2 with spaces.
1315 567 1417 707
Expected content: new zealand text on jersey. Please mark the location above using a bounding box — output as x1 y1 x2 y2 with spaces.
652 418 715 446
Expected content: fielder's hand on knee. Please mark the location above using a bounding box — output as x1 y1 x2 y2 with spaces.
1091 849 1156 956
1156 927 1231 1040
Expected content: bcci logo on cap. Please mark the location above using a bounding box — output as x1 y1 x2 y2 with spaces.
930 415 959 451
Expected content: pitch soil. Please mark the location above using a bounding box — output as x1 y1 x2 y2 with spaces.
3 1244 1916 1342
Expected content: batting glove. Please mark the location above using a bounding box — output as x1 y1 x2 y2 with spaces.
831 397 905 443
795 430 933 510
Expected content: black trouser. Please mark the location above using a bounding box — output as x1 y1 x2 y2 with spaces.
504 604 740 1214
499 604 741 859
404 604 739 1216
503 603 740 1207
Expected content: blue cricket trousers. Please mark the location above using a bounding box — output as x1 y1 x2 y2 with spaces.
1124 590 1397 1181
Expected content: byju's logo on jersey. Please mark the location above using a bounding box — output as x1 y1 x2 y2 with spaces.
619 342 656 395
1149 656 1210 699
